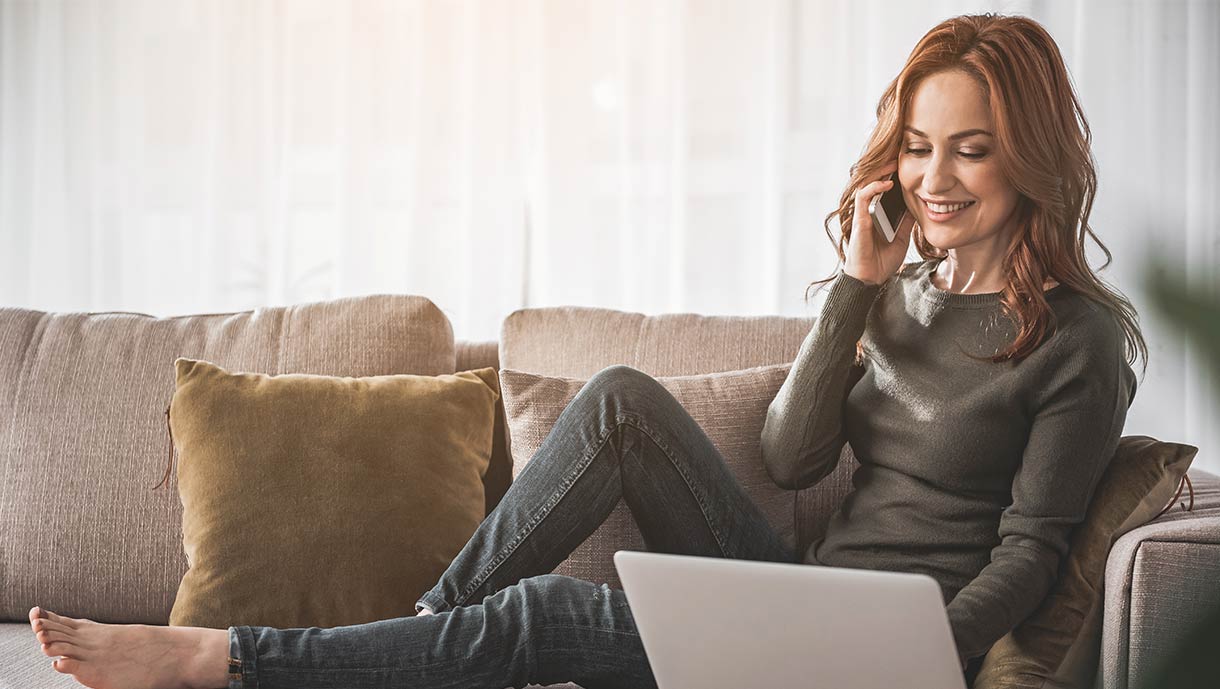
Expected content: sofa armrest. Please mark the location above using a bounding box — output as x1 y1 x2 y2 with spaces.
1099 469 1220 689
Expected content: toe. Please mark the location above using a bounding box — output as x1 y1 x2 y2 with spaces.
43 609 79 628
33 618 72 635
53 657 81 675
36 629 73 645
29 606 43 623
41 640 80 659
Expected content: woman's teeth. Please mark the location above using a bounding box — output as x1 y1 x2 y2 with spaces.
925 200 975 213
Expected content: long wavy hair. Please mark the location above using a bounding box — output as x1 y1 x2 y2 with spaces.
807 13 1147 377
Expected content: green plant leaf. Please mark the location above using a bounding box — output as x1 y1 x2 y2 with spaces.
1143 254 1220 378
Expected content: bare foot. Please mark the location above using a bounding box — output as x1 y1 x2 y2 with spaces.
418 608 434 616
28 606 230 689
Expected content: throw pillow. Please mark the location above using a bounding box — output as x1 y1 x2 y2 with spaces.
168 357 500 630
498 364 796 590
974 435 1198 689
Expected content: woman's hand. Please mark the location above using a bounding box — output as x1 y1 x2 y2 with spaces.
842 160 917 286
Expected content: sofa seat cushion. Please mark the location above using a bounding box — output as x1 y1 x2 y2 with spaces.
0 296 455 625
0 622 78 688
499 364 795 589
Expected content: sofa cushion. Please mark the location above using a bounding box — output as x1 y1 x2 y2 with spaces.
168 359 499 629
499 306 813 377
975 436 1198 688
499 364 795 589
0 296 455 624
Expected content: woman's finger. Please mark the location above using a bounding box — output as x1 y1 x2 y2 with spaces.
854 179 893 212
854 178 892 200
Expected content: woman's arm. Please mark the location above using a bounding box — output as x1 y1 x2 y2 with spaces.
760 270 882 490
945 310 1139 663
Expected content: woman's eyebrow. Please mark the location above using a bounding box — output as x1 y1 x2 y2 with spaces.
904 126 994 140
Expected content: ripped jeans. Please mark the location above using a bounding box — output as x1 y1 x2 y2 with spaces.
225 364 795 689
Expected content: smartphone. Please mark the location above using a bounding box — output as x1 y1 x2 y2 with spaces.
867 172 907 243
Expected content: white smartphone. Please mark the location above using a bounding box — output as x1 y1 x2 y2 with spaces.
867 172 907 243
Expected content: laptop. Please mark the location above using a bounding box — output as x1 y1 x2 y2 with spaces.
613 550 967 689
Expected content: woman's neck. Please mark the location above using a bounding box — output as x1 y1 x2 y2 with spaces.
931 256 1060 293
932 256 1006 294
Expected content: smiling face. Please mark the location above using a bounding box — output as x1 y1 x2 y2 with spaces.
898 69 1021 261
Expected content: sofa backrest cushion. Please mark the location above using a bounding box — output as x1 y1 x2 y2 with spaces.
498 305 854 560
500 305 814 376
0 295 455 624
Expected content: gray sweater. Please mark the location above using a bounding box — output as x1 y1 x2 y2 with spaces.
760 259 1137 663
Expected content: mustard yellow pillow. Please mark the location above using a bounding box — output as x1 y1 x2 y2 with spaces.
167 358 500 630
975 435 1197 688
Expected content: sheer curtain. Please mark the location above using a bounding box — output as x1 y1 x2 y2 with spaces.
2 0 1218 471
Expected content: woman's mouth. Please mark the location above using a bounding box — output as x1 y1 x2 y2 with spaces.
922 198 976 221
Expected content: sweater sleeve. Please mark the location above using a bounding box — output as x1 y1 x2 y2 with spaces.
760 269 882 490
945 310 1138 662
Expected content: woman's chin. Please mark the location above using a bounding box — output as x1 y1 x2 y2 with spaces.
920 226 955 251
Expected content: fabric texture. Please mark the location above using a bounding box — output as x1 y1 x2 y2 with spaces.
498 364 795 590
499 306 814 378
761 261 1139 665
974 436 1198 688
168 358 500 629
0 295 456 625
1100 469 1220 689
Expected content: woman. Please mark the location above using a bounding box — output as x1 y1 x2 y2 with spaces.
27 12 1145 689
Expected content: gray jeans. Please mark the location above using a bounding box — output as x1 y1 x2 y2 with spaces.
226 364 796 688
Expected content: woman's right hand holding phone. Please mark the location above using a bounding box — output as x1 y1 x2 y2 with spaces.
843 161 916 286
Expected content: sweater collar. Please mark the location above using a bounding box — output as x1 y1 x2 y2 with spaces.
914 259 1065 310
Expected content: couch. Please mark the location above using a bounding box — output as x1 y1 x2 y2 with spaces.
1 294 1218 689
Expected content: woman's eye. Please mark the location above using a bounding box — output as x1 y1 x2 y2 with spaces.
903 147 986 160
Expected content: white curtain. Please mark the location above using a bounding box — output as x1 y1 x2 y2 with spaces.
2 0 1218 472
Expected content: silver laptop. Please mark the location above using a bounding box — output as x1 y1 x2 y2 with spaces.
613 550 967 689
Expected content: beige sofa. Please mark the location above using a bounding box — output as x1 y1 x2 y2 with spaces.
1 294 1218 689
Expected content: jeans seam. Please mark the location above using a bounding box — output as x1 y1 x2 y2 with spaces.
233 626 259 689
618 413 733 557
543 623 643 638
451 418 621 608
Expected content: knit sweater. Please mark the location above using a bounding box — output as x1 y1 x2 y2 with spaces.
760 258 1137 663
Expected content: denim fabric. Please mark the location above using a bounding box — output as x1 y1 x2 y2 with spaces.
228 364 795 689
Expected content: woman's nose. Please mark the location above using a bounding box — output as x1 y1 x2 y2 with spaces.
923 152 957 194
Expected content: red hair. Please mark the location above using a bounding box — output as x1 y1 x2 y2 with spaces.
807 13 1147 374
